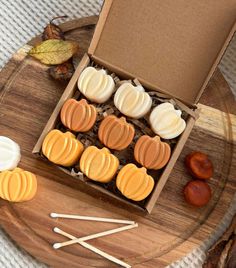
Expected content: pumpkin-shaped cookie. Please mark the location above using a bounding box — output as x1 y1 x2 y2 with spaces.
116 164 154 201
60 98 97 132
42 130 84 167
78 67 115 103
0 168 37 202
134 135 171 170
0 136 21 171
98 115 135 150
80 146 119 183
114 83 152 119
149 103 186 139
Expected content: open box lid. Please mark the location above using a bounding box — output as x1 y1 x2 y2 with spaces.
88 0 236 105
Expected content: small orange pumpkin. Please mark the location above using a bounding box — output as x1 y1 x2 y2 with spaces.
60 98 97 132
0 168 37 202
80 146 119 183
134 135 171 170
116 164 154 201
98 115 135 150
42 130 84 167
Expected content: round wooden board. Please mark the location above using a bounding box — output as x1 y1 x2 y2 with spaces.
0 16 235 268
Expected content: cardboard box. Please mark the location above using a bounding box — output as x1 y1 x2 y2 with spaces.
33 0 236 213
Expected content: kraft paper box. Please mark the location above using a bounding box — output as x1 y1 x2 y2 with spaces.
33 0 236 213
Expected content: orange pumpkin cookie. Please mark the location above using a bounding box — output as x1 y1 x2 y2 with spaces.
0 168 37 202
98 115 135 150
116 163 154 201
60 99 97 132
42 130 84 167
80 146 119 183
134 135 171 170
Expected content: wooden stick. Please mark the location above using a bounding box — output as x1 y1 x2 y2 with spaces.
53 223 138 249
54 227 131 268
50 212 135 225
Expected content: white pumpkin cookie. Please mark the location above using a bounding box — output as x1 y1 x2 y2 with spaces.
149 103 186 139
114 82 152 119
77 67 115 103
0 136 21 171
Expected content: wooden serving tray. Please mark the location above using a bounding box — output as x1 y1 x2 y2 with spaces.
0 16 235 268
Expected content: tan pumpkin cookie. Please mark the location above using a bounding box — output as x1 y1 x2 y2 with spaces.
42 130 84 167
78 67 115 103
80 146 119 183
0 168 37 202
98 115 135 150
149 103 186 139
114 83 152 119
134 135 171 170
60 98 97 132
116 163 154 201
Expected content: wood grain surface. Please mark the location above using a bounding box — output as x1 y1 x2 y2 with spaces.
0 16 235 268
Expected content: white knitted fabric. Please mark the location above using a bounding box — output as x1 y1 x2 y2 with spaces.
220 34 236 97
0 1 235 267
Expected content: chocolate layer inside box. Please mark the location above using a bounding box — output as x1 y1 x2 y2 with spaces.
38 61 189 209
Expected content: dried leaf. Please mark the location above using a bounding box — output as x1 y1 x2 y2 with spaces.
28 39 79 65
42 16 76 80
225 236 236 268
42 16 67 41
48 60 74 80
42 23 64 41
203 216 236 268
218 239 233 268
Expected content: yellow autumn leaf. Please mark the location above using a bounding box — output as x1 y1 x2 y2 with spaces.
28 39 79 65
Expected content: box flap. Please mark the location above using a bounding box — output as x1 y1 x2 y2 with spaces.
89 0 236 105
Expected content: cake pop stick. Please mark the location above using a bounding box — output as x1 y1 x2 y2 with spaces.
53 227 131 268
53 223 138 249
50 212 135 225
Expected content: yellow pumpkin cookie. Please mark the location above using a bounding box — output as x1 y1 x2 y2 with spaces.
80 146 119 183
42 130 84 166
0 168 37 202
116 164 154 201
